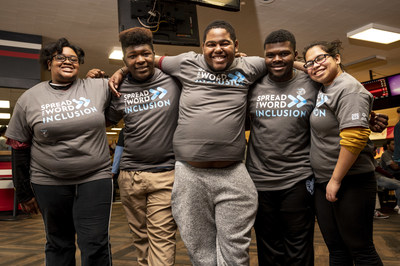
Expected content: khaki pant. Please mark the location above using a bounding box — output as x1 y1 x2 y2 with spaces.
118 170 176 266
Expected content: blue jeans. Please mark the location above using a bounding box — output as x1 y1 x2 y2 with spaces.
376 172 400 206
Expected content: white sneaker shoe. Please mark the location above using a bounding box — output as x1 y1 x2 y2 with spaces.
394 205 400 211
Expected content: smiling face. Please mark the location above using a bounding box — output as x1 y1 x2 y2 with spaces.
264 41 297 82
202 28 238 71
305 45 342 86
123 44 155 82
48 47 79 84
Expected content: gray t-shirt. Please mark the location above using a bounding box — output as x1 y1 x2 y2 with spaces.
6 79 111 185
106 68 180 171
309 72 374 183
380 149 394 169
160 52 267 161
246 71 319 191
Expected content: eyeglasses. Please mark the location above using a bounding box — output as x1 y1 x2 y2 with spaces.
303 54 330 69
52 54 79 63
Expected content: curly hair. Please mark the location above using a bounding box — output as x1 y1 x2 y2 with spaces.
119 27 154 52
302 40 344 69
264 29 296 51
203 20 236 43
39 38 85 70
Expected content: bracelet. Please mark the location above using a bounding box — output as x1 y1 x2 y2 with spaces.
120 68 126 76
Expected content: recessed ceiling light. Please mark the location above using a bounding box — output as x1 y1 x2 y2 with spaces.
0 113 10 119
109 47 123 60
0 101 10 108
347 23 400 44
111 127 122 131
106 132 118 135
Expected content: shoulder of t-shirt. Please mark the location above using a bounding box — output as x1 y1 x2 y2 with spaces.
159 51 198 69
332 72 372 97
238 56 266 73
16 81 48 103
80 77 108 87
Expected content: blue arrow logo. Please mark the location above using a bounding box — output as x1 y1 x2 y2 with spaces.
228 71 245 83
149 87 168 100
316 93 328 107
296 95 307 108
288 94 307 108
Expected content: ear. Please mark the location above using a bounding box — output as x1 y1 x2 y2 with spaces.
334 54 341 65
201 43 205 54
294 50 298 58
234 40 239 53
47 60 52 71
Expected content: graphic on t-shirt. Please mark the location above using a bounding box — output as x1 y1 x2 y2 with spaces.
316 92 328 107
41 97 97 123
149 87 168 100
72 97 90 109
123 87 170 114
255 88 309 118
312 92 328 117
195 67 246 86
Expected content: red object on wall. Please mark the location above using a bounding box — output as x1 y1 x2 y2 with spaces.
0 161 15 211
387 126 394 139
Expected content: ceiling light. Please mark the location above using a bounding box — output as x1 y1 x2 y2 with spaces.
0 101 10 108
111 127 122 131
347 23 400 44
106 132 118 135
109 47 123 60
0 113 10 119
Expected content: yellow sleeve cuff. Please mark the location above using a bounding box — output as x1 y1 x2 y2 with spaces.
339 128 371 155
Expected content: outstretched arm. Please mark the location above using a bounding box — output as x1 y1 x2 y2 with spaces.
369 112 388 133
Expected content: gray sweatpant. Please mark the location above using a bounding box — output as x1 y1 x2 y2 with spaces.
171 161 258 266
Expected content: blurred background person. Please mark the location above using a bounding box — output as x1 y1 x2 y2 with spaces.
380 139 400 180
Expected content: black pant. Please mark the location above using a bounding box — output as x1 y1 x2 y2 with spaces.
315 172 382 266
254 177 315 266
32 178 113 266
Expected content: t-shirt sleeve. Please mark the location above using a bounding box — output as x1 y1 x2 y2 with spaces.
5 102 32 143
335 92 372 130
105 94 123 124
240 56 268 84
381 152 393 166
159 53 190 77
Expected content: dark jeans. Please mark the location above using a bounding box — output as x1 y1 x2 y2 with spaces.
254 176 315 266
32 178 113 266
315 172 382 266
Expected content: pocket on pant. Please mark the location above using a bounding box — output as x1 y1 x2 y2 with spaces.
118 171 133 197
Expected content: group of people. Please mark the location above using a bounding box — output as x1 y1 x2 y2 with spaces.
7 19 390 266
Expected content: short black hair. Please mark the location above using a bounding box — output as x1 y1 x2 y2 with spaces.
39 38 84 70
264 29 296 51
203 20 236 43
119 27 154 53
302 40 344 69
384 139 394 150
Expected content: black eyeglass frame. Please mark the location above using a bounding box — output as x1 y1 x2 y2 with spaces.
303 54 331 69
52 54 79 63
